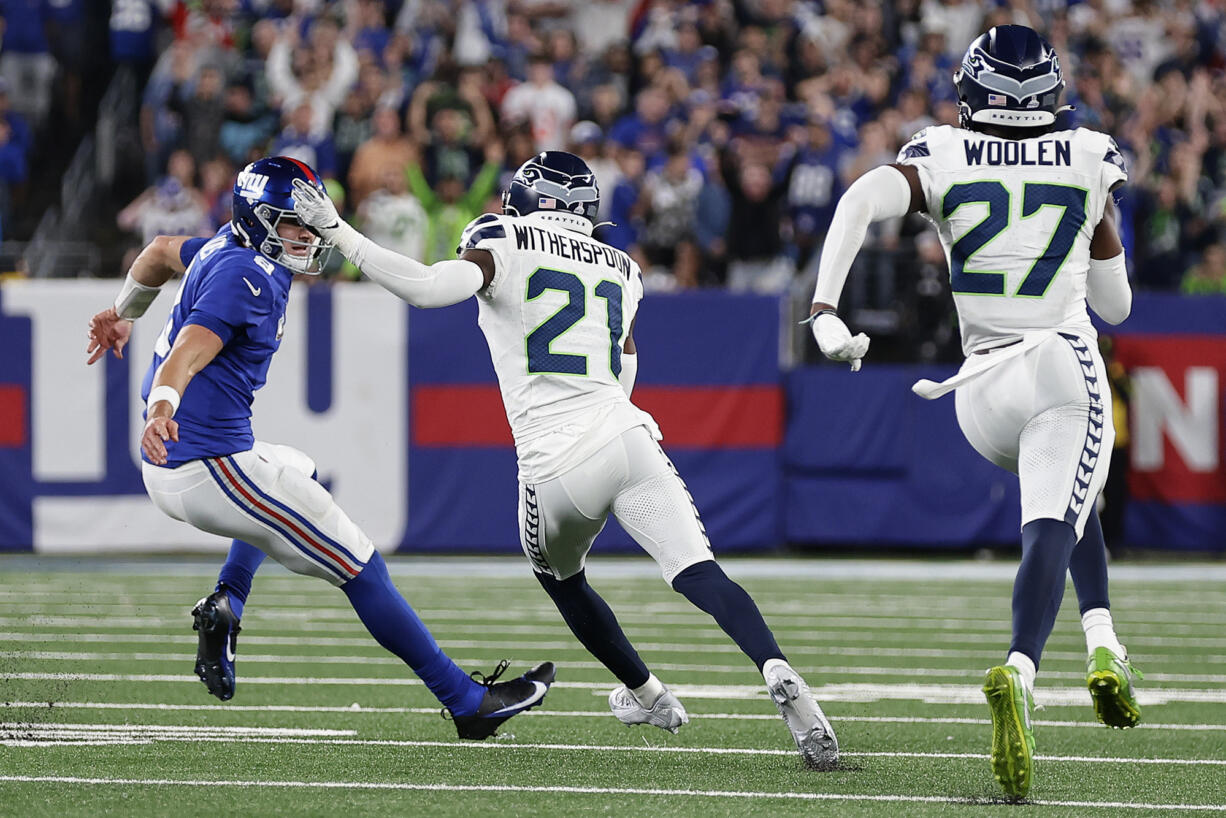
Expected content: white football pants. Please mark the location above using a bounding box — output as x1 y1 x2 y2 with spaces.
955 332 1114 539
519 425 714 584
142 441 376 586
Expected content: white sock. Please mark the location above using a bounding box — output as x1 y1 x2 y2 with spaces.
632 673 665 708
1006 651 1036 693
761 658 791 680
1081 607 1127 658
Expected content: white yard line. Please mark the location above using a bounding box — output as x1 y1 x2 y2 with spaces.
6 650 1226 684
4 727 1226 767
4 607 1225 637
0 630 1212 666
4 617 1220 650
0 774 1222 811
7 599 1226 629
6 673 1226 706
5 701 1225 732
10 555 1226 582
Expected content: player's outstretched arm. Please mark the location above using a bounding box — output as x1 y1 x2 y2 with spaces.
808 164 922 371
1086 197 1131 325
291 179 487 308
87 235 194 364
142 324 224 465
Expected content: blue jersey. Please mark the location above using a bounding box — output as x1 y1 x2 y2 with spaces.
141 225 293 467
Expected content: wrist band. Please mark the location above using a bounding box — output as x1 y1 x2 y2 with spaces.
799 308 838 326
147 385 181 418
114 273 162 320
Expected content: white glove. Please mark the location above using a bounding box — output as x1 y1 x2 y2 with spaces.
811 311 870 372
291 178 342 240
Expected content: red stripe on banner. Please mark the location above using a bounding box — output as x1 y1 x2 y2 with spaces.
0 384 26 447
215 458 360 577
413 385 782 448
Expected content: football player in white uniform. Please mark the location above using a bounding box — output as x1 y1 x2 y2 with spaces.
291 151 839 770
806 26 1140 797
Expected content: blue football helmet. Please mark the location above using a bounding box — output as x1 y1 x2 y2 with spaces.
502 151 600 224
231 156 330 274
954 25 1067 131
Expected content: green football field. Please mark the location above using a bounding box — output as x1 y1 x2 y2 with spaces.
1 555 1224 816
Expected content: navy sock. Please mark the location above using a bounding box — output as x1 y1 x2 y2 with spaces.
672 561 785 671
1068 513 1110 614
342 552 483 715
1010 519 1079 668
536 570 651 689
216 540 266 620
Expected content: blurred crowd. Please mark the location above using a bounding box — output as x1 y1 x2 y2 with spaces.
5 0 1220 341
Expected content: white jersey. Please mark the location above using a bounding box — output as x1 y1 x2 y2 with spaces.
897 125 1128 354
459 211 659 482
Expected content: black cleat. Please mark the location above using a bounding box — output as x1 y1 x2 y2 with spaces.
191 589 241 701
447 660 556 740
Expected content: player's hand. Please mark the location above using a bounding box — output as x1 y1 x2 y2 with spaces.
812 312 870 372
86 307 133 365
291 178 341 238
141 416 179 465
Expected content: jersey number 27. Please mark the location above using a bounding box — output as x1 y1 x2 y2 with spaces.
943 181 1088 298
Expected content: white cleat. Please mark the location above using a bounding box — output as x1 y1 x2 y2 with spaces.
764 662 839 770
609 685 689 734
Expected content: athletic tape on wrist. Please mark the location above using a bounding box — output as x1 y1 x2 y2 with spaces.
147 385 181 418
114 274 162 320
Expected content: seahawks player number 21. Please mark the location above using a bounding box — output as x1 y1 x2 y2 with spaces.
292 151 842 771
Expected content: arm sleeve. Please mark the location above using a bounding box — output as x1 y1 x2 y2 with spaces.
811 165 913 308
331 221 485 308
1086 252 1131 325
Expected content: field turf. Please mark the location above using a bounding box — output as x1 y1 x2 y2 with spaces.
1 555 1224 816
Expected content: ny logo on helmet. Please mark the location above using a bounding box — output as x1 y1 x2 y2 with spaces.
236 170 270 202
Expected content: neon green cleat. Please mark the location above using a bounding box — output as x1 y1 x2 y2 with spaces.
982 665 1036 798
1087 647 1143 729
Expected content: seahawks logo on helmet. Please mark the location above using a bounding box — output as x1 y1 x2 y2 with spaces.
955 25 1067 131
502 151 601 226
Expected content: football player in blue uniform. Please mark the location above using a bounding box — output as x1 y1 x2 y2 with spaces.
86 156 553 739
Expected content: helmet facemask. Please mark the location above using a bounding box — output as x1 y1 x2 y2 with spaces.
250 203 332 274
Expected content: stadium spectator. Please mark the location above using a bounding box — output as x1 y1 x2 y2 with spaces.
609 85 672 166
265 15 357 134
347 105 416 210
117 149 211 244
0 82 28 228
170 63 228 169
406 139 503 263
0 0 56 128
693 160 731 286
500 52 576 151
1182 243 1226 295
357 167 429 264
640 140 703 289
219 78 275 166
270 100 338 179
199 155 235 230
720 145 796 294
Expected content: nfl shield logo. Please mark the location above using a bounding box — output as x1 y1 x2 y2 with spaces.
539 197 556 208
988 93 1007 106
